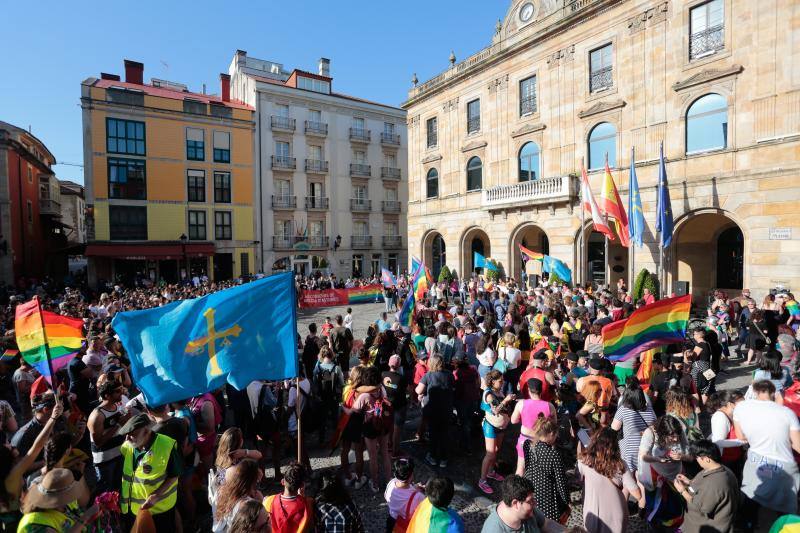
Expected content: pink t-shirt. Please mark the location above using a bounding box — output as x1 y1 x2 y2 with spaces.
384 478 425 519
352 387 387 412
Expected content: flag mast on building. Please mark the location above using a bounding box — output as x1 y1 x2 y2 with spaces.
655 142 674 295
628 147 645 289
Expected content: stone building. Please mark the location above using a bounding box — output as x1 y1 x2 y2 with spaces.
59 181 86 245
229 50 408 278
403 0 800 301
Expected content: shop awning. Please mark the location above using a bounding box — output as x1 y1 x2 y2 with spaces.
85 241 215 260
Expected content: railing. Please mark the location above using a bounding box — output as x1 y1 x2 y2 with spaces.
271 195 296 209
690 24 724 59
408 42 501 99
482 175 576 209
380 132 401 145
351 235 372 249
305 196 329 210
382 200 401 213
272 235 294 250
427 132 438 148
590 65 613 93
274 235 329 249
299 236 329 249
304 159 329 173
350 199 371 212
271 116 296 130
39 198 61 216
467 117 480 134
381 167 401 180
520 95 537 116
350 163 371 177
349 128 371 142
382 235 402 248
271 155 296 170
304 120 328 135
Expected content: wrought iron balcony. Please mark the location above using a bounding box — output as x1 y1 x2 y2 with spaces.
350 163 372 177
690 25 724 59
304 159 329 173
381 167 401 180
39 198 61 216
305 196 329 210
467 117 480 134
520 95 537 116
271 195 296 209
349 128 371 142
350 199 371 212
482 175 577 210
380 132 401 146
382 235 402 249
271 116 296 131
271 155 296 170
382 200 401 213
304 120 328 136
272 235 294 250
590 65 613 93
351 235 372 249
295 235 329 249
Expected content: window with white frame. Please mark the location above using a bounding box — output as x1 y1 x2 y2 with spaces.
690 0 724 59
589 44 613 93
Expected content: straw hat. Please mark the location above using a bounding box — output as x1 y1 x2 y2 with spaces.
23 468 88 512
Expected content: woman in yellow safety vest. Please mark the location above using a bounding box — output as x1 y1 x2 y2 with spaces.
17 468 97 533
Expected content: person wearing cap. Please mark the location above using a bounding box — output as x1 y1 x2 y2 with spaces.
17 468 97 533
11 392 61 459
118 413 180 530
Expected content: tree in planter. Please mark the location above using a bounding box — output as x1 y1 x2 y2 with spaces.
645 272 660 300
484 260 505 282
449 269 458 281
438 265 452 283
632 268 650 301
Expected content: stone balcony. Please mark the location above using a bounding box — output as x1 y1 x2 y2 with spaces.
382 235 403 249
481 175 577 211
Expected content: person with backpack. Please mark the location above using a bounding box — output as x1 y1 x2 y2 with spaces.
330 315 354 373
247 380 284 481
352 366 393 493
302 323 322 380
415 356 455 469
382 355 408 455
313 346 345 445
263 461 315 532
434 324 458 366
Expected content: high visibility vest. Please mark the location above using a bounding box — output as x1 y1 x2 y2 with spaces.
120 433 178 515
17 509 72 532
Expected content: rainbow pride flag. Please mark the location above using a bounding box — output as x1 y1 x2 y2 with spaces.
413 264 430 302
787 299 800 319
519 244 544 261
347 285 383 304
398 290 415 329
602 294 691 361
407 498 464 533
15 297 84 384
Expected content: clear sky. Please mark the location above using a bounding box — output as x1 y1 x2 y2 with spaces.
1 1 508 184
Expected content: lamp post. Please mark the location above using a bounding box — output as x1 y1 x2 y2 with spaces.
179 233 188 284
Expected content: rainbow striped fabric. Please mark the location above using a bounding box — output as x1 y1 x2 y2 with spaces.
787 299 800 319
602 294 691 361
15 297 84 384
347 285 383 304
413 264 431 302
406 498 464 533
398 290 415 328
519 244 544 261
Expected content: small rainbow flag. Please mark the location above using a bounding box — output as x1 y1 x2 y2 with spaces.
407 497 464 533
0 349 19 364
398 290 415 329
347 285 383 304
519 244 544 261
787 299 800 319
15 297 84 384
603 294 691 361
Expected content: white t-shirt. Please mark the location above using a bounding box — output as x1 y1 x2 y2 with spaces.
478 347 496 368
710 410 745 450
384 478 424 520
733 399 800 463
497 346 522 370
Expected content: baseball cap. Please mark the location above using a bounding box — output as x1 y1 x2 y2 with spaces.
116 413 152 436
82 353 102 367
388 355 401 368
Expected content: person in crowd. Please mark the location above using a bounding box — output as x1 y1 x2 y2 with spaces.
87 379 129 494
384 457 425 532
228 498 270 532
314 346 345 445
17 468 97 533
478 369 514 495
686 328 716 403
331 315 354 373
415 355 454 469
213 427 262 488
510 378 556 476
523 417 570 522
11 392 61 458
475 335 496 388
706 390 746 482
340 366 367 490
452 354 481 455
610 377 656 474
583 323 604 356
750 349 792 403
302 323 322 380
496 332 522 395
190 390 223 474
314 472 365 533
264 461 315 532
353 365 392 493
212 459 263 532
745 308 770 365
480 475 560 533
406 476 464 532
518 349 556 402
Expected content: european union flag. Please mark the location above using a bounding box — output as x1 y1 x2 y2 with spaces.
112 272 298 406
655 142 674 247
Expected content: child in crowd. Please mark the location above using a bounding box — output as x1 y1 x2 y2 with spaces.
384 457 425 532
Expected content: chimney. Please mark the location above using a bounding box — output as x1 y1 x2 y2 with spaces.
318 58 330 77
124 60 144 85
220 74 230 102
100 73 121 81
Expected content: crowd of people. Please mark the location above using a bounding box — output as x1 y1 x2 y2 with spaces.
0 272 799 532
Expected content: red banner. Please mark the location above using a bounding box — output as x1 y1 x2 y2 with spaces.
298 284 384 309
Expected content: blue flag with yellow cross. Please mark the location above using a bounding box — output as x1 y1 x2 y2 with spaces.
112 272 298 406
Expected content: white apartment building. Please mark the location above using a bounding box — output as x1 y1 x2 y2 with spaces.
229 50 408 278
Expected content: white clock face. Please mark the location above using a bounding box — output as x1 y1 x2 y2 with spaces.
520 2 534 22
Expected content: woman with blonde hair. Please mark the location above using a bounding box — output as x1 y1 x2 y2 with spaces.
523 418 570 522
212 459 263 532
340 365 368 489
496 331 522 394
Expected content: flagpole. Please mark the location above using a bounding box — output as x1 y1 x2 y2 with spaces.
629 147 636 294
296 376 302 463
35 297 58 391
658 142 664 298
580 157 586 287
604 152 610 288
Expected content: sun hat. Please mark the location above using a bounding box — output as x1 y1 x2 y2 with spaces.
23 468 88 513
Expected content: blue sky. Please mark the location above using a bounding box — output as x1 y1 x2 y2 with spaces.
1 1 508 184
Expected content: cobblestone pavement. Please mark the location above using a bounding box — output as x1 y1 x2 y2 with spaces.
285 302 756 532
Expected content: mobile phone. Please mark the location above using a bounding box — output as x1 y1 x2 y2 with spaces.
687 486 696 495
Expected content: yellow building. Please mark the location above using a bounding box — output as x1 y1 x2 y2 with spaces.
81 60 256 285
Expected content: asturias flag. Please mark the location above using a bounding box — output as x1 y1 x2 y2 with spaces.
112 272 298 406
628 147 645 248
542 255 572 284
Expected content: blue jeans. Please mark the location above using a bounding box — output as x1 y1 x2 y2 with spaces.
94 455 123 494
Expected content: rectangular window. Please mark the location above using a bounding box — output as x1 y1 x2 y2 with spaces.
214 211 232 240
467 99 481 133
109 206 147 240
27 165 32 183
275 219 292 237
187 169 205 202
388 253 398 274
309 181 324 198
426 117 438 148
309 220 324 236
214 172 231 203
106 118 145 155
186 128 205 161
384 222 398 236
240 253 250 276
385 153 397 167
297 77 331 94
384 122 395 135
385 188 398 201
353 117 365 133
309 109 321 122
188 210 207 240
353 185 368 200
520 76 537 116
108 157 146 200
308 145 323 160
353 221 368 236
275 179 291 197
589 44 613 93
275 141 290 158
690 0 724 59
354 150 366 163
276 104 290 117
213 131 231 163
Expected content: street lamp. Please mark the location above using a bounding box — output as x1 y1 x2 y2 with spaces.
179 233 188 283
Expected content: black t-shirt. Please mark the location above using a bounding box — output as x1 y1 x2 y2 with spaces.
694 341 711 362
381 370 407 409
420 370 454 416
67 358 94 415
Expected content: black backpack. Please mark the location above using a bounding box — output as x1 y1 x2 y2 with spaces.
315 365 341 400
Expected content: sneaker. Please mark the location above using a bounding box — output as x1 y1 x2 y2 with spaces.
487 471 505 482
353 476 368 490
477 479 494 494
369 480 380 493
439 459 448 468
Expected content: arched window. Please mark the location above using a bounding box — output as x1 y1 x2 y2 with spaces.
426 168 439 199
466 156 482 191
518 142 541 182
587 122 616 170
686 93 727 154
432 234 446 279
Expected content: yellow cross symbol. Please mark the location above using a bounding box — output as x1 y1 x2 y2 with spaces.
184 308 242 377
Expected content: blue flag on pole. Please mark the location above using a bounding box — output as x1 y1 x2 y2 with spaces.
542 255 573 284
655 142 674 247
473 251 486 269
112 272 298 406
628 147 645 248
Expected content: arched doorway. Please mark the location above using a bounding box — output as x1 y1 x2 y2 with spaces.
461 227 491 277
575 224 628 287
672 211 744 300
422 231 446 280
510 223 549 283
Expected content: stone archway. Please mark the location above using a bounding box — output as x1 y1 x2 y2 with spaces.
510 223 550 283
573 223 628 287
422 230 446 280
460 226 491 277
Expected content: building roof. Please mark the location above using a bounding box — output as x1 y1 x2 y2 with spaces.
89 79 254 111
59 180 84 196
0 120 56 164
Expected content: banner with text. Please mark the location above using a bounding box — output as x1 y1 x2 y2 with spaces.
298 284 383 309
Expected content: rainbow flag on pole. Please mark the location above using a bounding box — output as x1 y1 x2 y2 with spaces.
519 244 544 261
602 294 691 361
413 262 431 301
15 297 84 385
406 498 465 533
